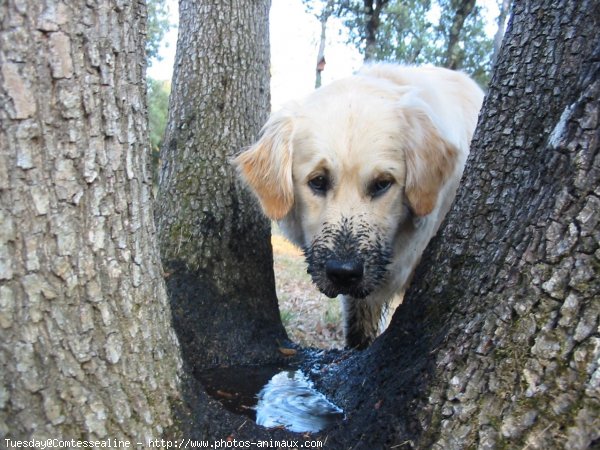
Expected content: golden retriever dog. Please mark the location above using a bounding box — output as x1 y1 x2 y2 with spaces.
235 64 483 349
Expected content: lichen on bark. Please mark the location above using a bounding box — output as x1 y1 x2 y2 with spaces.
0 0 181 440
311 1 599 449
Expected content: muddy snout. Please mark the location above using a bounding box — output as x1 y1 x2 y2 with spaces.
304 219 392 299
325 259 364 287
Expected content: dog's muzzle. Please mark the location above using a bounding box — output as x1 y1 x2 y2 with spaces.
325 259 364 287
303 218 392 299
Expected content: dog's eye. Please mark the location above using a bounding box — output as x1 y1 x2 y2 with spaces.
369 178 394 198
308 175 329 195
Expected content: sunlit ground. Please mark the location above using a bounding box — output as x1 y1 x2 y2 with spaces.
271 228 344 349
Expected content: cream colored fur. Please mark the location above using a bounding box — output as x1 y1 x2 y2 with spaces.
236 64 483 348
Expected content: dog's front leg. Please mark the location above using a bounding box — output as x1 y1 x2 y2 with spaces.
341 295 383 349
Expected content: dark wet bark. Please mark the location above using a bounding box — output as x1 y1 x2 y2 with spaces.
155 0 598 447
316 1 600 449
155 0 287 371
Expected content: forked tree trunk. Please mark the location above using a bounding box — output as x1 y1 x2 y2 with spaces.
0 0 181 440
317 0 599 448
6 0 593 445
155 0 287 370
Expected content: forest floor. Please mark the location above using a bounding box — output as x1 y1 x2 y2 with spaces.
271 227 345 349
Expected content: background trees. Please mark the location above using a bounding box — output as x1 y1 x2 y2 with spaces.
146 0 173 62
317 0 497 84
146 0 174 184
147 78 170 184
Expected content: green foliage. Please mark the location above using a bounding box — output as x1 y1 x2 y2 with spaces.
321 0 494 86
376 0 435 63
302 0 336 18
331 1 391 48
434 0 494 85
147 77 170 180
146 0 173 61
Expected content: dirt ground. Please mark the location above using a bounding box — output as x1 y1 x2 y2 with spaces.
271 230 345 349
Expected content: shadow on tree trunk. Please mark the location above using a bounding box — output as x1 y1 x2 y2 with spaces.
163 1 599 449
165 261 290 369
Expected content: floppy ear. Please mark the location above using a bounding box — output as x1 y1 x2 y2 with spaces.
402 105 459 217
234 110 295 220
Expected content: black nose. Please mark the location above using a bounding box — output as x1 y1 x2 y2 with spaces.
325 259 364 286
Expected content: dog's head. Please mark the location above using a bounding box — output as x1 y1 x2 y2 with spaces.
235 75 459 299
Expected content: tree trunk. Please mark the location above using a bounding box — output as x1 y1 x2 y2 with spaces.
315 0 335 89
443 0 477 70
363 0 389 62
315 0 600 448
491 0 512 66
0 0 181 441
155 0 287 371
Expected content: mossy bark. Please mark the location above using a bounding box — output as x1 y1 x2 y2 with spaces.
155 0 287 370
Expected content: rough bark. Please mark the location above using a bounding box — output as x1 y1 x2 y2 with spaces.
315 0 599 449
443 0 477 70
0 0 181 441
155 0 287 370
